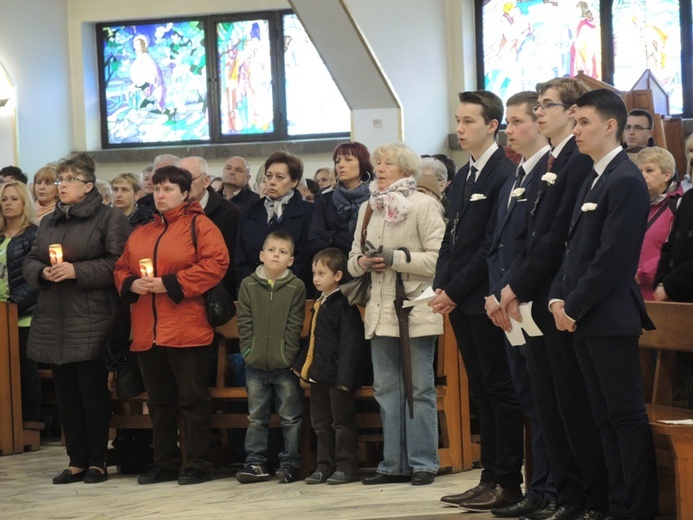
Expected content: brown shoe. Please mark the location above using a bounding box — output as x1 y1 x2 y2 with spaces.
458 484 523 512
440 481 494 505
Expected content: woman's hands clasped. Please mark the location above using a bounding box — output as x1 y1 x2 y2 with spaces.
131 277 166 294
359 240 395 273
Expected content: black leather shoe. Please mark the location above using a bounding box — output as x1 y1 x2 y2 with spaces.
411 471 435 486
573 510 606 520
52 469 85 484
362 473 411 485
83 467 108 484
492 495 542 517
542 504 584 520
459 484 523 512
137 466 179 485
441 481 494 505
522 501 558 519
178 467 212 485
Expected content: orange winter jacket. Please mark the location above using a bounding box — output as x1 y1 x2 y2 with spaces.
114 202 229 351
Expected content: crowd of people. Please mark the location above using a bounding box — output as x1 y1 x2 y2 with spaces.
2 75 693 520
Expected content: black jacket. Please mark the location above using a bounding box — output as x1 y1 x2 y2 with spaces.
655 188 693 302
5 225 39 317
204 187 241 295
307 190 360 258
217 184 260 215
293 290 365 390
127 203 154 229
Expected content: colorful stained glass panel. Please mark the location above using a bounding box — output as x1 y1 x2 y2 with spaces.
613 0 683 114
100 20 209 145
283 14 350 136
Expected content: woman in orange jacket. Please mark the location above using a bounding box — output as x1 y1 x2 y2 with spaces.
114 165 229 486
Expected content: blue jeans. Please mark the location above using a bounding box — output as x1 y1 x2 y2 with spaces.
244 366 303 468
370 335 439 475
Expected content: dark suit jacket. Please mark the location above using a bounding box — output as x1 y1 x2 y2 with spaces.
434 147 514 313
204 187 241 295
217 184 260 215
235 189 315 289
487 153 547 298
508 138 593 314
549 150 653 335
655 188 693 302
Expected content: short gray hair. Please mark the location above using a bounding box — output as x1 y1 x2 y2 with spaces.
421 157 448 183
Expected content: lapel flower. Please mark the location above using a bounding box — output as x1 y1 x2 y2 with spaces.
470 193 487 202
510 187 525 199
581 202 598 212
541 172 557 185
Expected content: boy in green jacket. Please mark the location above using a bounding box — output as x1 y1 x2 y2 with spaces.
235 230 306 484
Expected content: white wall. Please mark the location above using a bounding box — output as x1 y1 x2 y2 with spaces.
0 0 72 175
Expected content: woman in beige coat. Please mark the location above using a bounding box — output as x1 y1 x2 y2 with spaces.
347 143 445 486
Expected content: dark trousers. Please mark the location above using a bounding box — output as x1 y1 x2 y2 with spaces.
310 383 358 477
449 310 524 487
526 314 609 510
505 340 556 502
51 359 111 468
574 335 658 518
19 327 41 422
137 345 212 472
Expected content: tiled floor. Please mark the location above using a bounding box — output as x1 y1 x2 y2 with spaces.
0 442 497 520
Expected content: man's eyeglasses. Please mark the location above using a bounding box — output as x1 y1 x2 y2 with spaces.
532 102 571 112
54 177 89 186
624 124 651 132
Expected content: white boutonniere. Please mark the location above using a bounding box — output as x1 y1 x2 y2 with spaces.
470 193 487 201
510 187 525 199
541 172 557 185
581 202 598 212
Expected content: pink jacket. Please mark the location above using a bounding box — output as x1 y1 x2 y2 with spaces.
638 185 683 300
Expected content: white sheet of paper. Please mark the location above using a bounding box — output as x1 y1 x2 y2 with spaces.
518 302 543 337
402 286 437 308
659 419 693 425
504 321 526 346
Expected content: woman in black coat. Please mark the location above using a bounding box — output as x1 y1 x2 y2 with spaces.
235 151 314 288
23 153 130 484
0 180 40 422
307 142 373 259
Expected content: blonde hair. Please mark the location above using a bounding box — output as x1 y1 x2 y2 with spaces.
0 180 36 233
635 146 676 179
111 172 141 192
371 143 422 178
32 163 58 200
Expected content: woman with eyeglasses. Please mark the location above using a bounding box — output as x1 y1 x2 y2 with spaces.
23 152 130 484
0 181 41 423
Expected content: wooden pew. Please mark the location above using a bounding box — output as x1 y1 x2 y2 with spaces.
640 301 693 519
110 300 474 474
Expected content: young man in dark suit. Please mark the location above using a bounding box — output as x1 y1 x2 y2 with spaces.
500 78 610 520
549 89 658 520
485 91 556 518
431 90 523 512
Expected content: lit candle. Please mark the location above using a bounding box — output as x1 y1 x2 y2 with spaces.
138 258 154 277
48 244 63 266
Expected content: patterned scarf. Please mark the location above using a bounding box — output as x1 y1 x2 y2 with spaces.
264 190 294 223
369 176 416 224
332 182 370 234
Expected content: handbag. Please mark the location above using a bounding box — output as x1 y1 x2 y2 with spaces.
340 204 374 307
104 336 146 400
190 215 236 327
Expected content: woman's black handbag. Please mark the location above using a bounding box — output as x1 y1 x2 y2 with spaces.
191 215 236 327
104 336 146 400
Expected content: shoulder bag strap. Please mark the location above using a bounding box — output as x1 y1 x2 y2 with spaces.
190 214 199 253
360 204 374 253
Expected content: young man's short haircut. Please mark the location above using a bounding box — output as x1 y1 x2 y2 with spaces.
111 172 141 192
575 88 628 142
536 77 589 106
263 230 295 255
635 146 676 180
458 90 504 136
313 247 347 276
627 109 654 129
507 91 539 120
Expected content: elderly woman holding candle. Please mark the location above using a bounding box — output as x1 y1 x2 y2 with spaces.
114 165 229 486
23 152 130 484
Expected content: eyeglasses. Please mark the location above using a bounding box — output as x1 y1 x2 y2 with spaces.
532 102 571 112
624 124 651 132
54 177 89 186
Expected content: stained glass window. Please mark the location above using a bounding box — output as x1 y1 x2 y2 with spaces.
613 0 683 114
283 14 350 136
481 0 602 106
99 20 209 146
217 19 274 136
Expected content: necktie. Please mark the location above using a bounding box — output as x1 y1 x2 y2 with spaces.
581 170 599 204
463 165 477 204
508 166 526 208
300 298 322 380
546 151 555 173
